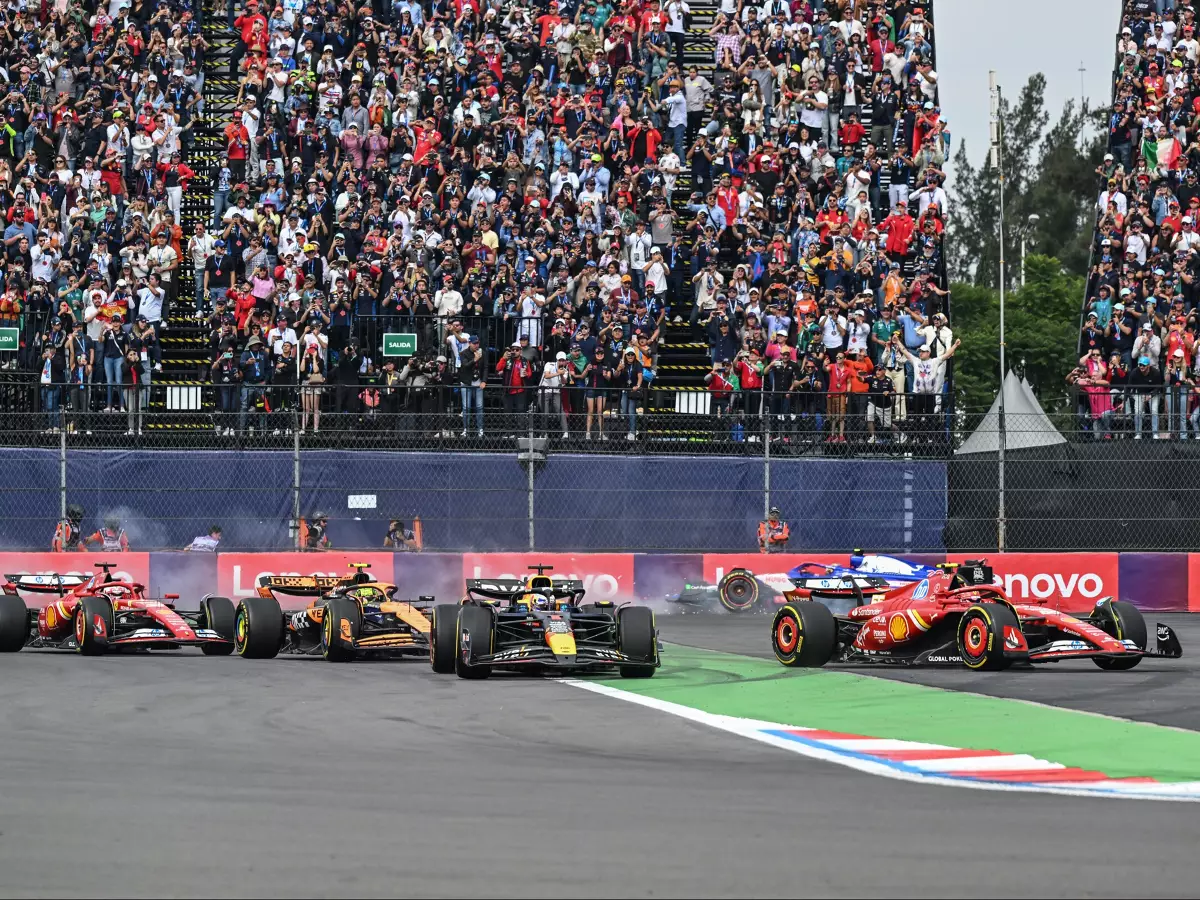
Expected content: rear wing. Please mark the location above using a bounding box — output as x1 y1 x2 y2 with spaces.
256 574 347 599
3 573 89 595
465 578 586 601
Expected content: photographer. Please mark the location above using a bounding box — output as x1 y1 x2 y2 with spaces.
496 340 534 433
538 351 572 439
458 334 485 438
210 339 241 436
334 339 364 415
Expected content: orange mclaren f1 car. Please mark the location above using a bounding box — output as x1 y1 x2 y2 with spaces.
233 562 436 661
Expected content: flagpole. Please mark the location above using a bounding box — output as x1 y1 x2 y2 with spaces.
990 71 1006 553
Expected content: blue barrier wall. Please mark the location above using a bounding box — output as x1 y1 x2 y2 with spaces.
0 449 947 552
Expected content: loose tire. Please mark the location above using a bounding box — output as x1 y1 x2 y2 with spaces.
1092 599 1147 671
617 606 658 677
455 604 494 679
75 595 115 656
717 568 760 613
771 602 837 667
429 603 458 673
957 602 1020 671
0 594 29 652
199 595 236 656
235 596 284 659
322 597 362 662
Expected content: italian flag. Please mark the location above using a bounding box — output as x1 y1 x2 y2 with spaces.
1143 134 1182 170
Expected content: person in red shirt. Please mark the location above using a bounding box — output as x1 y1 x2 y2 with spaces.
224 111 250 185
232 0 268 75
881 201 915 261
824 349 852 442
735 347 763 425
536 1 562 45
839 112 865 151
868 23 895 73
715 174 739 234
496 339 534 421
229 281 257 334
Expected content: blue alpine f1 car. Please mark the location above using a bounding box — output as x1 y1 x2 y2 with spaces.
669 553 940 613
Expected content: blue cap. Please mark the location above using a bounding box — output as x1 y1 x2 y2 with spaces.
1138 356 1153 366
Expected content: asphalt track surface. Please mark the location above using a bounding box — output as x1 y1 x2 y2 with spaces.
659 611 1200 731
0 630 1195 897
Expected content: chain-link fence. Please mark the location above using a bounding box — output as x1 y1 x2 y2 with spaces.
0 383 952 553
949 393 1200 552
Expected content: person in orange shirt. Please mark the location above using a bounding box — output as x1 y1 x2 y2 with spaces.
845 347 874 440
757 507 789 553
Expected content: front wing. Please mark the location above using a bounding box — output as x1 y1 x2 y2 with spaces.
475 642 658 669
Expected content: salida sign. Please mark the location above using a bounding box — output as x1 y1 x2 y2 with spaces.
216 552 394 602
460 553 634 601
946 553 1116 606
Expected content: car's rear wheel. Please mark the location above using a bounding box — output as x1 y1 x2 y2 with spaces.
235 596 284 659
1092 599 1147 671
455 605 493 679
75 595 114 656
429 603 458 673
617 606 658 677
199 596 236 656
957 603 1019 671
0 594 29 652
771 603 836 667
322 597 361 662
717 569 760 613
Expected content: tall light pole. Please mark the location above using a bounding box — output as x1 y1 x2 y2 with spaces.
1021 213 1040 288
989 71 1006 552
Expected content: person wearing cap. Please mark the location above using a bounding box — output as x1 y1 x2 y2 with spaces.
538 349 572 439
892 333 959 444
456 333 485 438
497 338 535 430
238 333 269 435
1128 351 1163 438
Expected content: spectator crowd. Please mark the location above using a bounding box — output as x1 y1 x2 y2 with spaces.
1078 0 1200 439
2 0 953 444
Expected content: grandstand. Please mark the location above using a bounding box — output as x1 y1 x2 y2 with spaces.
0 0 951 451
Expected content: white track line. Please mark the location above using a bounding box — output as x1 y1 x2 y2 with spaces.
563 680 1200 803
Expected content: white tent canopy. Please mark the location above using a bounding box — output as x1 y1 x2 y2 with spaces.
955 370 1067 455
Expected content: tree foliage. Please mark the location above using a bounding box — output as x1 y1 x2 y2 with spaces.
952 255 1084 413
948 74 1107 288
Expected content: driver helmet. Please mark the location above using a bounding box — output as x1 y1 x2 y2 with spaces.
66 504 84 522
534 588 554 610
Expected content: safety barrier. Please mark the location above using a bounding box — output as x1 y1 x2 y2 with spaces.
0 551 1191 612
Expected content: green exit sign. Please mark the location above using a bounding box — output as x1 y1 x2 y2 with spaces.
382 333 417 357
0 328 18 352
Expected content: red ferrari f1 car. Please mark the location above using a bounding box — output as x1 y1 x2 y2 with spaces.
0 562 235 655
771 560 1183 671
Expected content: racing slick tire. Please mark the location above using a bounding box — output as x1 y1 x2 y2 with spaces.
0 594 28 652
199 596 236 656
455 604 494 679
1091 599 1147 671
75 595 115 656
617 606 658 677
322 597 362 663
429 603 459 673
235 596 284 659
717 568 760 613
957 603 1019 671
772 602 836 667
